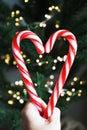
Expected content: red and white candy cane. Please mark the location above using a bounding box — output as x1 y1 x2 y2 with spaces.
44 30 77 118
12 30 78 119
12 31 45 114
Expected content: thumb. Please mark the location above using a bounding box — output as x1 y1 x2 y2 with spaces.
51 107 61 123
49 107 61 129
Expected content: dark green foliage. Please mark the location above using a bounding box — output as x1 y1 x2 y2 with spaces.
0 108 21 130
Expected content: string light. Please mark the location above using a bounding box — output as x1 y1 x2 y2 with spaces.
19 80 23 86
71 88 75 92
13 94 17 98
14 80 23 86
48 7 52 11
50 75 54 79
66 91 72 96
45 61 49 64
34 83 38 86
15 81 19 85
48 5 61 12
36 59 40 63
71 81 75 86
19 99 24 104
73 77 78 81
45 80 54 88
16 91 20 96
19 16 23 20
24 0 29 3
16 10 20 15
2 53 67 67
47 81 51 86
15 22 20 26
8 100 14 105
16 96 20 100
39 22 46 28
11 11 15 17
15 18 19 22
55 23 60 29
78 89 82 97
23 54 27 58
39 55 43 58
52 66 56 70
66 97 70 101
51 5 55 10
38 62 43 66
11 10 25 27
45 84 48 88
48 87 53 94
13 61 16 65
57 56 63 62
61 90 65 97
78 93 81 97
63 55 67 61
8 90 13 95
39 5 61 29
4 54 10 64
23 89 27 93
50 81 54 86
55 6 61 12
10 83 14 87
61 93 65 97
6 22 10 26
78 90 82 93
55 21 60 29
26 59 31 64
53 59 57 63
80 81 84 85
44 14 51 19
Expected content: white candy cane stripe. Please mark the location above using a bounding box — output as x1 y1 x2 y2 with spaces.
44 30 77 118
12 31 45 114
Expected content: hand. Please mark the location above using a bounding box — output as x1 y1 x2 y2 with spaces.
21 102 61 130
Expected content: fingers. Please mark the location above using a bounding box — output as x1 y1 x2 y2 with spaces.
21 99 47 121
21 101 61 130
21 102 38 121
21 102 46 126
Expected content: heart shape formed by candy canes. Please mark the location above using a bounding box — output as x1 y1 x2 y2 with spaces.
12 30 77 118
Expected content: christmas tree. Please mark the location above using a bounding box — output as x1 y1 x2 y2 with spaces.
0 0 87 129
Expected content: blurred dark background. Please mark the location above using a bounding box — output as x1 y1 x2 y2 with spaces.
0 0 87 129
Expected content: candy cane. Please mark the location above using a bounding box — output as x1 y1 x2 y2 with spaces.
12 30 77 119
12 31 45 114
44 30 77 118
